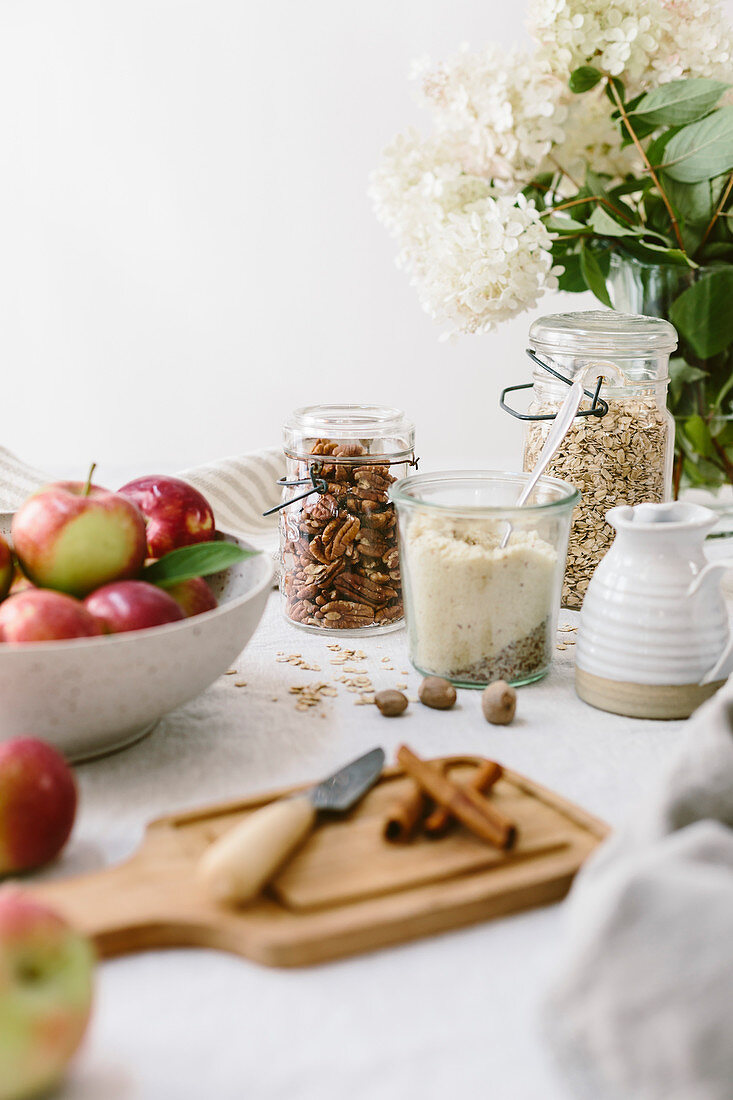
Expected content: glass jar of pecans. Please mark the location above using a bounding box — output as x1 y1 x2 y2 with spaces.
279 405 416 634
518 312 677 609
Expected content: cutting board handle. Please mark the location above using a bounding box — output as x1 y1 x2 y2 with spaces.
29 857 199 956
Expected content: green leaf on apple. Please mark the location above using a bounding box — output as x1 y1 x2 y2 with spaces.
142 541 258 587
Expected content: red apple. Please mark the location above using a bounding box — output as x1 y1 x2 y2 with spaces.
0 889 94 1100
0 738 77 873
8 563 34 597
0 534 12 601
12 475 147 598
118 475 216 558
0 590 102 644
165 577 218 617
84 580 185 634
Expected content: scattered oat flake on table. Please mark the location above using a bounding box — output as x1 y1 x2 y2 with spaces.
225 670 238 676
290 681 339 711
234 681 247 688
396 683 407 690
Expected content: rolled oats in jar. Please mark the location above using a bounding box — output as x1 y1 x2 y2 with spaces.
279 405 416 634
518 312 676 608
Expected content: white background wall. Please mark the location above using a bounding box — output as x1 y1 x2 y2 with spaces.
1 1 730 484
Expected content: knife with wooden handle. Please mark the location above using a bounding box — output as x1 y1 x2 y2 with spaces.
197 747 385 905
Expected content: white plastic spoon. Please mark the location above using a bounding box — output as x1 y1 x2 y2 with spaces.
500 380 585 549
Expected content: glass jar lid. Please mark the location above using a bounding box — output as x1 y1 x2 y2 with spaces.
529 310 678 358
284 404 415 460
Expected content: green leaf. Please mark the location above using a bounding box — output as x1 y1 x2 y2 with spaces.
543 215 593 234
604 76 626 107
630 78 729 127
142 541 258 586
663 107 733 182
580 243 612 307
669 356 709 403
587 206 670 244
616 237 693 266
646 127 681 169
683 414 714 457
609 178 654 200
569 66 602 93
618 114 658 146
556 252 587 293
701 241 733 260
670 268 733 357
660 173 725 225
587 207 637 237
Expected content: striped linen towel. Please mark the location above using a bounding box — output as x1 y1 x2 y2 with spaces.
0 446 286 553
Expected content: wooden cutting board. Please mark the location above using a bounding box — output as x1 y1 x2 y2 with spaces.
29 757 609 967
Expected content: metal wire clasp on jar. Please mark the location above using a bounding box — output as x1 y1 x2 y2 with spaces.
272 405 416 635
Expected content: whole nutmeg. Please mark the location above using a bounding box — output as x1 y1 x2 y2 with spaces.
375 689 408 717
481 680 517 725
418 676 457 710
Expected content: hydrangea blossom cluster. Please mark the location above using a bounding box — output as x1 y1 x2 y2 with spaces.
411 194 559 336
370 133 558 334
529 0 733 90
372 0 733 336
414 45 567 188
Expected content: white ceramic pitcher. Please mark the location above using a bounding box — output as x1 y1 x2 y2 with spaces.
576 501 733 719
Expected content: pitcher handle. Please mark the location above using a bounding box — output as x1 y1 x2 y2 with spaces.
687 560 733 685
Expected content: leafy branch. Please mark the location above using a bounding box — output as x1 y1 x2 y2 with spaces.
604 76 686 251
700 171 733 248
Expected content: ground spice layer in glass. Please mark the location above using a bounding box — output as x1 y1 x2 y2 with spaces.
403 515 557 686
523 396 668 609
281 439 404 630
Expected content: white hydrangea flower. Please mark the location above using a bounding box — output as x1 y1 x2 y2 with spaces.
529 0 733 90
548 89 641 185
415 45 568 189
411 194 559 336
370 130 493 266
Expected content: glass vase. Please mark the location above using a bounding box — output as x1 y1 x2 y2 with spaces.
607 253 733 500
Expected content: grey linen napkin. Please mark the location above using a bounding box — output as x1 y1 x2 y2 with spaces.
544 683 733 1100
0 447 285 551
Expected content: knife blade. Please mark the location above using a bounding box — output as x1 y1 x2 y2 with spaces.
197 747 385 905
309 746 385 810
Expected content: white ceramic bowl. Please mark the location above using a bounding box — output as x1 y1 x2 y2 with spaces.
0 514 273 761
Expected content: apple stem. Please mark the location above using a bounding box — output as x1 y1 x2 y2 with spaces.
82 462 97 497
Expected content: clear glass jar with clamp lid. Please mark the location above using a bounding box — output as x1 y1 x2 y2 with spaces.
500 311 677 609
273 404 416 634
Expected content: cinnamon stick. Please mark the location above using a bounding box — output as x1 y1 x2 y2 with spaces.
423 760 503 837
396 745 516 850
383 785 428 843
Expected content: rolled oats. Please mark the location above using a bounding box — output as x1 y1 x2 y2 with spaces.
524 396 669 608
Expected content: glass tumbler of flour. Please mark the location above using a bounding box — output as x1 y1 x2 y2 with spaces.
390 470 579 687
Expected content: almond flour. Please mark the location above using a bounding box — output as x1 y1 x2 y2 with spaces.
404 515 558 685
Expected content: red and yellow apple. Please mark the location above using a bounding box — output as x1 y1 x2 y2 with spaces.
8 563 34 598
0 591 102 644
0 738 77 874
84 580 185 634
0 889 94 1100
165 577 218 617
0 535 12 602
118 475 216 558
12 479 147 598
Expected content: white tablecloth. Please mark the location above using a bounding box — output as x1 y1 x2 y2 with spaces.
46 594 688 1100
